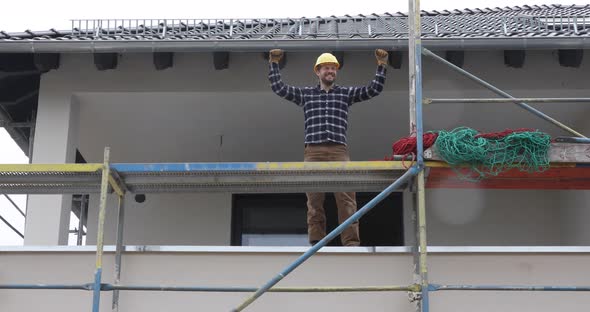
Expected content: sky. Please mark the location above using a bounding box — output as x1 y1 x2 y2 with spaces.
0 0 582 245
0 129 28 245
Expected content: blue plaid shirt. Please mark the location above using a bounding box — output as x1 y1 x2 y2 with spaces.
269 62 387 145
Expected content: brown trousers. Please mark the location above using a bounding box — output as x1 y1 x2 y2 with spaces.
304 143 360 246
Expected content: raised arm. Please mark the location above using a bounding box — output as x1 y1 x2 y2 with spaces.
268 49 304 106
348 49 389 105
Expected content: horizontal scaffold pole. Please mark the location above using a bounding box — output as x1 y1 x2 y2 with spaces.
425 98 590 104
422 48 587 138
0 283 420 292
429 284 590 291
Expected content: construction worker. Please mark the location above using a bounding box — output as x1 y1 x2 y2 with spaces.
268 49 388 246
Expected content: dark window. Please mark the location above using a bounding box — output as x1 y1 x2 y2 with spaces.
231 192 404 246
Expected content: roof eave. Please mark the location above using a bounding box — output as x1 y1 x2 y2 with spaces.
0 37 588 53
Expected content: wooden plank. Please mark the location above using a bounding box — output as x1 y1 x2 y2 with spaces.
426 167 590 190
550 143 590 162
423 143 590 163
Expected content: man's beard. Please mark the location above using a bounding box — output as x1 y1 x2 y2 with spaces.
321 75 335 86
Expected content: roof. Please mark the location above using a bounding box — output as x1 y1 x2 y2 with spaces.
1 4 590 52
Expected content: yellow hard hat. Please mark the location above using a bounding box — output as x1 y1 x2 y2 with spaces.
314 53 340 71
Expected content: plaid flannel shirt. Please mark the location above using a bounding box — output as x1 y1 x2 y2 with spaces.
269 62 387 145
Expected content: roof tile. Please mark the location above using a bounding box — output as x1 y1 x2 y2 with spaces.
3 4 590 41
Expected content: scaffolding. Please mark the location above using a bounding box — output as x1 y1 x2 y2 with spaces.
2 1 590 312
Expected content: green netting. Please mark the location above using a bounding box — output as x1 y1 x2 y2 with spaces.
434 127 551 180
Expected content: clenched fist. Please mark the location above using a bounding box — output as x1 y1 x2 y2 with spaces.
269 49 284 64
375 49 388 66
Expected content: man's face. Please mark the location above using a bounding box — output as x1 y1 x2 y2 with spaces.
315 63 338 86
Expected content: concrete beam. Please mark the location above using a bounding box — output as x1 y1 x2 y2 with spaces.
558 49 583 68
34 53 60 72
504 50 526 68
332 51 344 69
445 51 464 68
213 52 229 70
389 51 403 69
24 92 79 245
94 53 118 71
153 52 173 70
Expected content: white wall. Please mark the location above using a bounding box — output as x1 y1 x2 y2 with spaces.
426 189 563 245
85 193 232 246
29 50 590 246
559 122 590 245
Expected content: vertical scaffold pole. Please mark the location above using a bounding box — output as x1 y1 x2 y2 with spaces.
408 1 429 312
92 147 111 312
112 194 126 311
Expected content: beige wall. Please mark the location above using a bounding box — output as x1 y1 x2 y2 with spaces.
1 248 590 311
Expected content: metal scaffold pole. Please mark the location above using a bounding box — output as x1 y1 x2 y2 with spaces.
421 48 586 138
231 167 419 311
92 147 111 312
112 193 126 312
408 1 429 312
